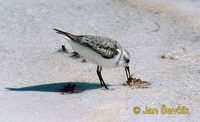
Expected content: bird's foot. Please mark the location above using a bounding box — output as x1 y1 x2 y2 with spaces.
104 85 109 90
99 83 109 90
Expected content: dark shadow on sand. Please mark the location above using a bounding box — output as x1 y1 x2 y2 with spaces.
6 82 108 93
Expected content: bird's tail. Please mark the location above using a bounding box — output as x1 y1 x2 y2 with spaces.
53 28 80 41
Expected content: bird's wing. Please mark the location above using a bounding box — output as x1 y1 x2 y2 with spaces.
54 29 83 42
80 36 121 59
54 29 121 59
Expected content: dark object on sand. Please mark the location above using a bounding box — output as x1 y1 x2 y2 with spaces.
160 55 166 59
160 54 176 60
151 22 160 32
57 45 68 53
60 84 76 94
82 59 87 63
169 56 176 60
62 45 68 53
70 51 80 58
124 75 151 88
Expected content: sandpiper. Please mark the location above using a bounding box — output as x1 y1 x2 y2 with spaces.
54 29 131 89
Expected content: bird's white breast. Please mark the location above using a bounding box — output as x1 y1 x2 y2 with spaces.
67 39 121 68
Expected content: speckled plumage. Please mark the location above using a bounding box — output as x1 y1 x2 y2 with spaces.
80 36 121 59
54 29 121 59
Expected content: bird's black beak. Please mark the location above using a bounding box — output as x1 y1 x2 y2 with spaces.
125 66 130 80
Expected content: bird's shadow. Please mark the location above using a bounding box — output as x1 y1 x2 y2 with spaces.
6 82 106 93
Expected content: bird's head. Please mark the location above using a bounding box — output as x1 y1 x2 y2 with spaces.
117 48 131 67
117 48 131 80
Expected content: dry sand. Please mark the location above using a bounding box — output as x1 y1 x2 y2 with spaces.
0 0 200 121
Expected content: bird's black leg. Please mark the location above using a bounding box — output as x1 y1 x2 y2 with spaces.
97 66 103 86
125 66 131 80
97 66 109 90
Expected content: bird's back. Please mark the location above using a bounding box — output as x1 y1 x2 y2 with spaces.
80 35 121 59
54 29 122 59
